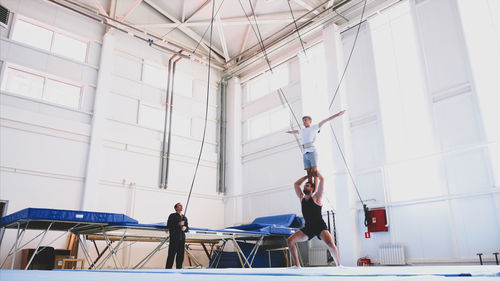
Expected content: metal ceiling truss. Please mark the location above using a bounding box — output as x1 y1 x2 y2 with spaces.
47 0 386 74
226 0 354 75
46 0 226 67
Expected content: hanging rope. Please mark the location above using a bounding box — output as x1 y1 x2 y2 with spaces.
328 0 368 110
183 0 216 217
238 0 273 72
324 0 371 226
192 0 227 55
244 0 371 226
286 0 307 58
238 0 302 130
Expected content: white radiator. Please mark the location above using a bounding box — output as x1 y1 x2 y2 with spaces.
309 248 328 266
379 243 406 265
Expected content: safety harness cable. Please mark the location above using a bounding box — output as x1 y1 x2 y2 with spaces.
184 0 216 216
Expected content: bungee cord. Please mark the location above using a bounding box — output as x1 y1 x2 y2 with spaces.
183 0 217 216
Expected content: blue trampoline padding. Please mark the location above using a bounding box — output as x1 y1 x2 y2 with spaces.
0 208 138 228
229 214 302 235
251 214 297 226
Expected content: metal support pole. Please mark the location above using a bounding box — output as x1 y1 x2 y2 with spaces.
231 237 252 268
25 222 53 270
77 234 94 269
185 246 202 268
211 240 226 268
2 223 24 269
133 237 170 269
100 230 123 269
248 236 264 266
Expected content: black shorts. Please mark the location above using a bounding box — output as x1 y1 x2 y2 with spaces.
300 220 328 240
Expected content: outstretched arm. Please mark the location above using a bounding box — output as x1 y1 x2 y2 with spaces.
318 110 346 128
294 175 308 199
314 171 325 203
286 130 299 134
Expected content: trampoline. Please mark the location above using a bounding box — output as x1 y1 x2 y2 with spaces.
0 208 138 270
0 208 300 270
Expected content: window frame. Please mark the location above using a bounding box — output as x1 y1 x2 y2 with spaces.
10 15 89 63
245 105 290 142
0 63 83 110
245 63 290 104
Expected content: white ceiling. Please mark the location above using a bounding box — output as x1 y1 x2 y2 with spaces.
61 0 395 71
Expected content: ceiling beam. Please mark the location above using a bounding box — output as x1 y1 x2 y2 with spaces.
135 19 306 28
143 0 226 62
181 0 186 22
134 11 311 28
185 0 212 23
292 0 320 15
91 0 108 16
215 13 229 61
117 0 142 21
238 0 259 61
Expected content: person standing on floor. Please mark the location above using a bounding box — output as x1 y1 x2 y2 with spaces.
165 202 189 269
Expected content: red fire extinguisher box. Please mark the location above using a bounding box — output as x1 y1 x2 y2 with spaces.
368 208 388 232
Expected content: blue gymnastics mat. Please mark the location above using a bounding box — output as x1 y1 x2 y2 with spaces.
1 265 499 281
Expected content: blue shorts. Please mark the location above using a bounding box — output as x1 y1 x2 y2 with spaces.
303 151 318 169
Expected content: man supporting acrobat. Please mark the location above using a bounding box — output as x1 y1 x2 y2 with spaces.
286 111 345 182
287 172 341 267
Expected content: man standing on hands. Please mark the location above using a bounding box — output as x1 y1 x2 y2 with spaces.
287 172 341 267
286 111 346 182
166 202 189 269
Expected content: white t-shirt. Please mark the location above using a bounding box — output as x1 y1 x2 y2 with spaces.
300 124 320 154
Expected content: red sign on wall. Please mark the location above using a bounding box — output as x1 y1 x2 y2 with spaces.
367 208 388 232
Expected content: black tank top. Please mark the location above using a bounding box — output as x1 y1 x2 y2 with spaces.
301 197 323 226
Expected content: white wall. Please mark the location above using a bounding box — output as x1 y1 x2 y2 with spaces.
237 59 305 224
0 0 223 269
0 0 103 268
350 0 499 264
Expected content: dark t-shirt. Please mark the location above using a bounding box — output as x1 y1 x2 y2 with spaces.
167 212 189 241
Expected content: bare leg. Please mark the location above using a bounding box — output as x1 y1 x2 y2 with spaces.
311 167 318 193
287 231 309 267
319 230 341 266
311 166 318 178
306 168 312 183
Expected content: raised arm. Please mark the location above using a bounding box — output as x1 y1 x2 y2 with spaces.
318 110 346 128
314 171 325 203
294 175 308 199
286 130 299 134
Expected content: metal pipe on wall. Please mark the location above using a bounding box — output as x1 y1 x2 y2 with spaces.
159 54 177 189
217 78 228 194
164 56 183 189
